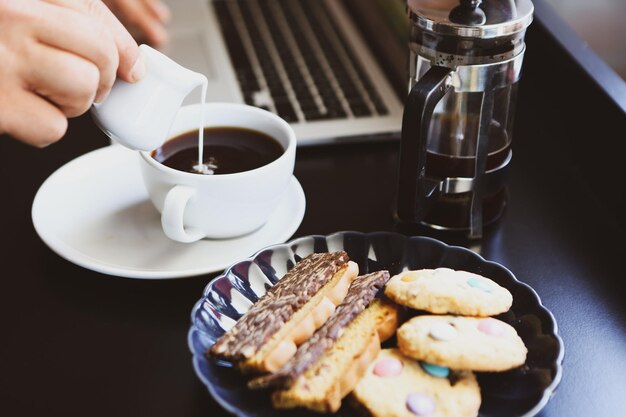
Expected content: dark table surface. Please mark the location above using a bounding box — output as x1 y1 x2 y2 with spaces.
1 10 625 417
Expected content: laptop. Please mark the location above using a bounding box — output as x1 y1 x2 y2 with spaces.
160 0 408 146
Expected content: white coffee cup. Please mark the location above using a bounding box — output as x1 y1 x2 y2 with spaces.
138 103 296 243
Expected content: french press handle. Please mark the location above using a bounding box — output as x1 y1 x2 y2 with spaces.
396 66 453 224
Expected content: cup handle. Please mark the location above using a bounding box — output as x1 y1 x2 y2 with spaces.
161 185 205 243
396 66 453 224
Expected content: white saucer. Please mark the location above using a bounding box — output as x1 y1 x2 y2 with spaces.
31 145 306 279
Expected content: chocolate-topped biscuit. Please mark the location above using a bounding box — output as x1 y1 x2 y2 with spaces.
250 270 390 390
270 299 398 413
207 251 356 371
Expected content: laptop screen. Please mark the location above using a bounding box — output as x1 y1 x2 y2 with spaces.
343 0 409 100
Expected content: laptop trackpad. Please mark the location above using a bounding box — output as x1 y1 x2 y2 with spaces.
161 32 215 80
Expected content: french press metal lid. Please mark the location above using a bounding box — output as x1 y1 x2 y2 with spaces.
398 0 534 239
409 0 533 38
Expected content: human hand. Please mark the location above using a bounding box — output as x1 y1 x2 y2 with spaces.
0 0 144 147
103 0 171 47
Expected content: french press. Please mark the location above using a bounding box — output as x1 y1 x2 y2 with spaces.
397 0 534 239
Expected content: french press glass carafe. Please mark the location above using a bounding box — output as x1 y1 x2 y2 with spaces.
397 0 534 239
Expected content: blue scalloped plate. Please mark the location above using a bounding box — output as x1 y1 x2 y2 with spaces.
189 231 564 417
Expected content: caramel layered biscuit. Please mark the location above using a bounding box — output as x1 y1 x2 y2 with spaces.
207 251 359 373
250 271 397 413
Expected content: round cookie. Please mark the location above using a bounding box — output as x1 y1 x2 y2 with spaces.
397 315 527 372
384 268 513 316
351 348 481 417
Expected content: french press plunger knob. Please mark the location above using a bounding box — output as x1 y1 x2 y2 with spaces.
449 0 486 25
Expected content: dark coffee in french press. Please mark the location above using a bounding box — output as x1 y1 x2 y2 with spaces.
397 0 534 238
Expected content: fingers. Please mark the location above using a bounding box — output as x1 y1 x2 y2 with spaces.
107 0 170 48
42 0 144 84
24 43 100 118
0 88 68 147
146 0 171 23
0 0 157 147
33 1 118 102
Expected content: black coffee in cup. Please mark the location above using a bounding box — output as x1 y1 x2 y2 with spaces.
151 127 283 175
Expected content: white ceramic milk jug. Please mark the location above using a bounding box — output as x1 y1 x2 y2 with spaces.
91 44 206 151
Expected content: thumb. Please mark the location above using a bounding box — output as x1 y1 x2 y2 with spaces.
93 0 146 82
119 43 146 83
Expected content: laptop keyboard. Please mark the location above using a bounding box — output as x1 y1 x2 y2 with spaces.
213 0 389 123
